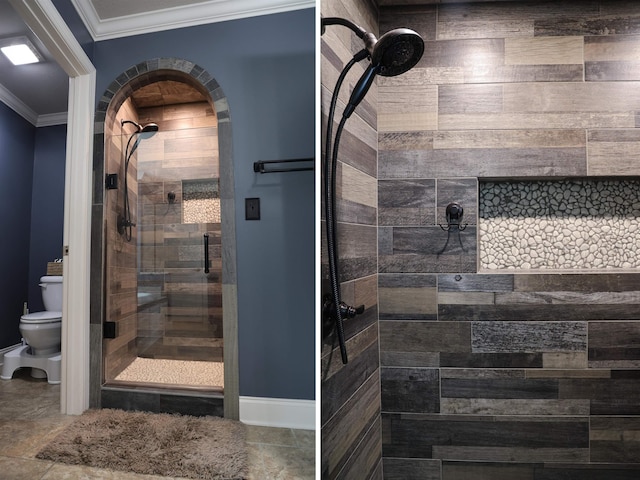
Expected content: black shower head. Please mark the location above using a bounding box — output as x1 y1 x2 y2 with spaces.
321 17 425 75
342 28 424 119
371 28 425 77
121 119 159 136
140 123 159 134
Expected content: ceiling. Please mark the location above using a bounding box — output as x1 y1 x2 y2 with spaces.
0 0 312 126
131 80 206 109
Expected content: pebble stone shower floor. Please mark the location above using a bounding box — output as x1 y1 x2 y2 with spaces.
115 358 224 388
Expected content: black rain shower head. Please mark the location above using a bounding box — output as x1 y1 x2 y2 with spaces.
121 119 159 136
321 17 424 76
119 119 159 243
343 28 424 119
140 122 159 134
321 17 425 119
371 28 425 77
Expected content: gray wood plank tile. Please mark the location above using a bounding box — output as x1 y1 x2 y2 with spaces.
439 274 514 292
442 462 535 480
465 64 584 83
383 413 589 459
440 352 543 369
535 15 640 37
379 179 436 226
441 377 559 400
439 84 503 114
322 373 381 479
380 5 437 42
472 321 587 353
384 457 441 480
380 320 471 354
589 322 640 368
441 398 590 416
381 367 440 413
420 38 504 68
591 416 640 463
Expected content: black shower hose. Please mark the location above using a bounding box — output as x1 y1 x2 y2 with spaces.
324 50 368 364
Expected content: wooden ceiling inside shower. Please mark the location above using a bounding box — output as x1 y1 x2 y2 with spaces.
130 80 207 108
378 0 527 4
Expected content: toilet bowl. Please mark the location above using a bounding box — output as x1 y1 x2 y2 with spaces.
20 312 61 355
1 275 63 383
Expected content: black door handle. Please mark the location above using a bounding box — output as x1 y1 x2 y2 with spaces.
204 233 210 273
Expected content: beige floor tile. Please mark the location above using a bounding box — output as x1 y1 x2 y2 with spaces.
41 463 179 479
0 455 52 480
253 443 316 480
246 424 297 446
292 429 316 449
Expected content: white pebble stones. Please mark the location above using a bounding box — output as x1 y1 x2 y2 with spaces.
183 180 221 223
479 179 640 270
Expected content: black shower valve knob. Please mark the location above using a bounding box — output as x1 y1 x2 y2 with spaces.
340 302 365 319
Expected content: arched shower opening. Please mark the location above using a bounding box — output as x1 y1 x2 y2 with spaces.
90 59 239 419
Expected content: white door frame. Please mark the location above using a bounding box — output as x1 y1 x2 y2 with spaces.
9 0 95 414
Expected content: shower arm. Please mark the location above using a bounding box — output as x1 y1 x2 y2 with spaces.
322 19 370 365
322 17 377 55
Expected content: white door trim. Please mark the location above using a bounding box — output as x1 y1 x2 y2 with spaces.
10 0 95 414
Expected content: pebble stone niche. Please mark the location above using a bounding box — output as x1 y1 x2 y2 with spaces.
479 178 640 270
183 179 221 223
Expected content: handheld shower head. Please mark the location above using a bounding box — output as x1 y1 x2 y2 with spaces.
121 120 159 137
342 27 424 118
140 122 159 134
119 120 159 242
371 28 425 77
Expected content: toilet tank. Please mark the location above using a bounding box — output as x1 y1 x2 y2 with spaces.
40 275 63 312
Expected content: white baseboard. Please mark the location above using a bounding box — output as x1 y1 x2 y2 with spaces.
239 396 315 430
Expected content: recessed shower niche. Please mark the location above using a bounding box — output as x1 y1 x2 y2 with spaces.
479 178 640 271
183 179 220 224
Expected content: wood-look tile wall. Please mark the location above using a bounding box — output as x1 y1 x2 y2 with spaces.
379 2 640 478
321 0 382 478
103 98 140 381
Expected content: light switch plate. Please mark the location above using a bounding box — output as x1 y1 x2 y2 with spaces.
245 197 260 220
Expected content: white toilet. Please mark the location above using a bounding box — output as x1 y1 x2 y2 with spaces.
1 275 63 384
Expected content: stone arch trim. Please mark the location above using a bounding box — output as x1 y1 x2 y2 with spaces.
95 58 228 123
91 58 239 419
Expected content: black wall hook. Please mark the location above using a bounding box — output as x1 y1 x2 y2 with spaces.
439 202 468 231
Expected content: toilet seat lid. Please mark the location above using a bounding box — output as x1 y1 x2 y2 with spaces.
21 311 62 324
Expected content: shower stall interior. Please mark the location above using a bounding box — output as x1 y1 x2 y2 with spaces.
103 85 223 394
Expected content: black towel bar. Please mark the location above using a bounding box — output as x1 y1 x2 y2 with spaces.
253 158 314 174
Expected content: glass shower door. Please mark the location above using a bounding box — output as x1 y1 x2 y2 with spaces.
134 126 223 390
105 106 223 391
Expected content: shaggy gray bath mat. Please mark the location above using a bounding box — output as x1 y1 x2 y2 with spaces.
36 408 248 479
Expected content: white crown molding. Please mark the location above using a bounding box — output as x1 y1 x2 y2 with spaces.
37 111 68 126
71 0 315 41
0 84 67 127
0 82 38 125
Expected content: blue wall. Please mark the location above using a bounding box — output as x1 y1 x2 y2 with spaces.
93 9 316 400
28 125 67 311
0 103 36 347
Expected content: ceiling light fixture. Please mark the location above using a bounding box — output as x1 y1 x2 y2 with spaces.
0 37 42 65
